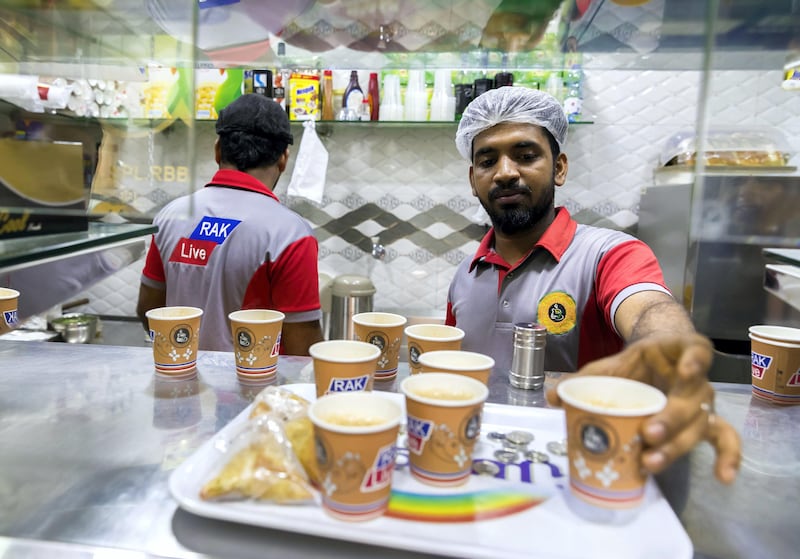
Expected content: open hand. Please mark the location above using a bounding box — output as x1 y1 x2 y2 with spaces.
546 333 741 484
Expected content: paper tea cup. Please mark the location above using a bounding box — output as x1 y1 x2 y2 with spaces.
401 372 488 487
352 312 407 380
0 287 20 335
309 391 402 521
405 324 465 375
556 376 667 512
748 324 800 344
750 333 800 405
229 309 285 381
145 306 203 376
309 339 380 398
417 349 494 385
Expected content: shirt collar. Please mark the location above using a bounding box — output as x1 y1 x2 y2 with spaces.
205 169 280 203
468 207 577 271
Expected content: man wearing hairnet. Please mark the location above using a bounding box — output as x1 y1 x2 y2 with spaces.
447 87 740 484
137 94 324 355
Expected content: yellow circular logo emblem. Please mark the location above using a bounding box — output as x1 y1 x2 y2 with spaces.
537 291 577 335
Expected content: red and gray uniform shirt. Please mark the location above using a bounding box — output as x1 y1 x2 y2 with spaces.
446 208 670 375
141 169 321 352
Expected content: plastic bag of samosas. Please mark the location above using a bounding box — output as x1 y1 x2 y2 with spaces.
200 387 320 504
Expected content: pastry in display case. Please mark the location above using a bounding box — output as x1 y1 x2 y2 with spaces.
658 127 793 169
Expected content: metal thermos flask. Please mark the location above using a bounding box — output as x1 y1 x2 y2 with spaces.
509 322 547 390
328 275 375 340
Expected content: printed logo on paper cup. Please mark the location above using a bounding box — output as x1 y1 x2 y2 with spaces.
366 331 387 352
314 433 332 470
581 424 611 455
406 414 434 454
171 324 193 347
461 411 482 441
574 416 620 461
3 309 18 328
409 342 422 366
787 369 800 387
271 332 281 357
407 412 478 467
751 351 772 380
325 375 370 394
362 443 397 492
236 327 254 350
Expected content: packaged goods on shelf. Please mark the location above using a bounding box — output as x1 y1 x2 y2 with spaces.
288 72 320 121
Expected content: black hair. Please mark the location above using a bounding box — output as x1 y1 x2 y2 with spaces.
218 131 287 171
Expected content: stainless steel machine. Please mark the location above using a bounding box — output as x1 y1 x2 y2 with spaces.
638 135 800 383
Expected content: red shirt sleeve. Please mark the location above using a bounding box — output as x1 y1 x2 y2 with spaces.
141 235 166 283
242 235 320 313
594 239 668 317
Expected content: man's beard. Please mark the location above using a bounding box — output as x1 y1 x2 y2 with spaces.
481 182 555 236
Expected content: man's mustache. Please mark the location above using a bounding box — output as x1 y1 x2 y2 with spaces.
489 184 530 200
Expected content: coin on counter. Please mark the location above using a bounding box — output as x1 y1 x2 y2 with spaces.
487 431 507 441
505 430 534 446
525 450 550 463
494 449 519 464
473 461 501 476
546 440 568 456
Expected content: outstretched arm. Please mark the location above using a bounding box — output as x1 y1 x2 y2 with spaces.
548 290 741 484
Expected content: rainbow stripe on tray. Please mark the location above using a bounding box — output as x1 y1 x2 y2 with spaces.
386 488 547 522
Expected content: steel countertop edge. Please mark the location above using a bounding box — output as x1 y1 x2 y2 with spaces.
0 341 797 559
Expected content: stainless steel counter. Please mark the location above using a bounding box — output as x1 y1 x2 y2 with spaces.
0 341 797 559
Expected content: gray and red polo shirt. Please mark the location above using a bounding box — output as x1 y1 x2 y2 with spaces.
446 208 670 374
141 169 321 352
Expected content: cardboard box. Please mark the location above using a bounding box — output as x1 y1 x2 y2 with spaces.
0 139 88 239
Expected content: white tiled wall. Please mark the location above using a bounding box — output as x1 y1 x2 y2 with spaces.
78 68 799 318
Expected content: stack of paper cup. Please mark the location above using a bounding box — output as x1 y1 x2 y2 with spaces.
748 325 800 405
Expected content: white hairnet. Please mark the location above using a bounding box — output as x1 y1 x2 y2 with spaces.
455 86 567 161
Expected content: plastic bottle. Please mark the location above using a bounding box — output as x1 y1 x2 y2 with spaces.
367 72 380 121
494 72 514 88
358 99 371 121
342 70 364 113
321 69 334 121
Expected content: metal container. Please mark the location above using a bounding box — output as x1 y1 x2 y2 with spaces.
51 313 98 344
509 322 547 390
328 275 375 340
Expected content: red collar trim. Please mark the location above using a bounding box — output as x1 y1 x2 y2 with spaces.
536 207 576 262
205 169 280 203
468 207 577 271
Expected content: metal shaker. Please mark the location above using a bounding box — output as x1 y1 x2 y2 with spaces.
509 322 547 390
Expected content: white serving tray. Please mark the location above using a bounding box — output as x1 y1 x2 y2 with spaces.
170 383 692 559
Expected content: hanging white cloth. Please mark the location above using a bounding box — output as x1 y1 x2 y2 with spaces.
287 119 329 204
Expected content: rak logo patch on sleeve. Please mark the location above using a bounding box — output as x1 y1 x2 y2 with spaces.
168 216 242 267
